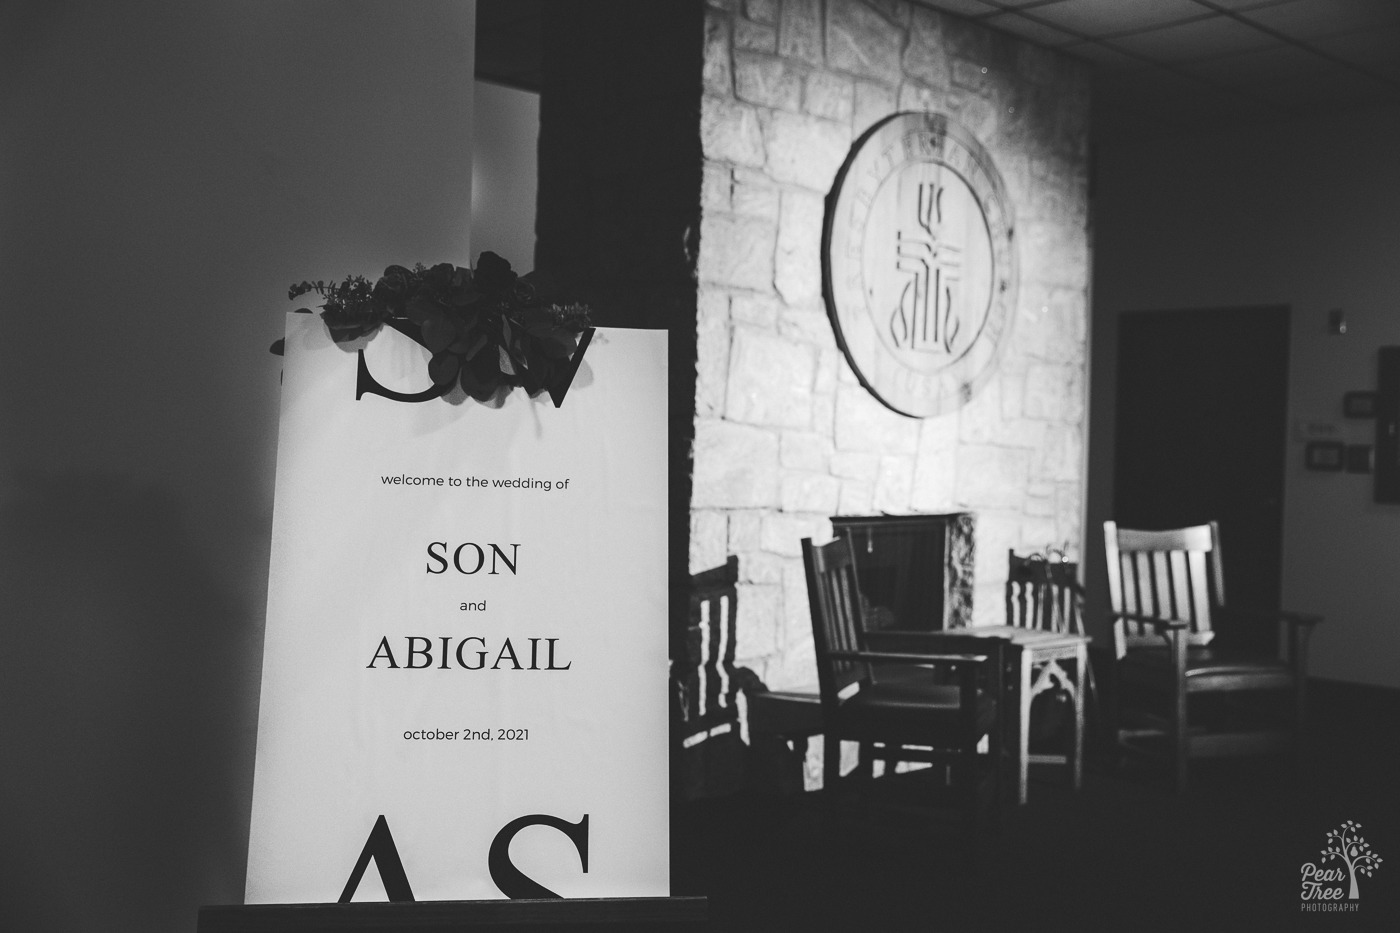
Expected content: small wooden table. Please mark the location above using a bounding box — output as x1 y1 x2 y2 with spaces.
953 626 1089 805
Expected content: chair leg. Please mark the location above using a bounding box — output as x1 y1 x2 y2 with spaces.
1172 686 1189 794
958 756 978 846
1017 648 1031 805
823 733 841 793
1071 647 1085 791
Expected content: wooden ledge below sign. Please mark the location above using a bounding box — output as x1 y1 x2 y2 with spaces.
197 896 709 932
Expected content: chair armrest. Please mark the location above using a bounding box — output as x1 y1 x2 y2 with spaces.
827 649 988 668
1111 611 1189 632
863 630 972 650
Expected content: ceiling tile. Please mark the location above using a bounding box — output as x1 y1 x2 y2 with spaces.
1245 64 1395 109
1179 42 1333 84
1195 0 1302 10
1312 24 1400 82
1107 15 1280 62
1024 0 1207 37
1235 0 1400 40
980 11 1080 46
913 0 1004 18
1060 39 1154 70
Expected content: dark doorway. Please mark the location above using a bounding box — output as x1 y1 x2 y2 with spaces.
1114 306 1290 651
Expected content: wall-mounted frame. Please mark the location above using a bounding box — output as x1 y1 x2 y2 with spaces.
1305 440 1345 471
1344 391 1377 418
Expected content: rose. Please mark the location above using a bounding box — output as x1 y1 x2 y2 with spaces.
372 265 412 312
474 251 517 293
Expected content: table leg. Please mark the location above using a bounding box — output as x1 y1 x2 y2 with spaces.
1018 646 1031 805
1072 645 1085 791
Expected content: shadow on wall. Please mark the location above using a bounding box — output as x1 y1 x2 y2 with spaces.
0 471 260 932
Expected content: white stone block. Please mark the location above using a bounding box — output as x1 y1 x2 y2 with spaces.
903 7 949 88
1034 423 1083 484
761 110 850 191
728 509 765 551
872 455 915 514
701 164 732 212
735 52 802 111
780 431 832 471
736 582 783 658
826 0 904 83
782 557 812 641
701 96 766 167
775 189 825 304
730 293 781 328
834 385 920 454
726 326 816 428
804 71 854 123
703 11 733 97
853 80 897 137
760 512 831 556
781 471 841 514
698 212 776 290
1024 362 1084 423
735 19 777 53
777 0 822 65
692 419 781 507
739 550 786 584
910 414 959 511
956 445 1030 510
689 510 729 572
745 0 778 26
731 176 781 221
838 479 875 515
830 450 878 480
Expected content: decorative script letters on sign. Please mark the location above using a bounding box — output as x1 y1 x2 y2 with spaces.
823 112 1017 418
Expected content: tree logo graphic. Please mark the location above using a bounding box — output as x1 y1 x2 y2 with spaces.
1301 821 1384 902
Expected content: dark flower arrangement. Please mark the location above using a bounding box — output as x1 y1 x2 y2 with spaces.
286 252 591 402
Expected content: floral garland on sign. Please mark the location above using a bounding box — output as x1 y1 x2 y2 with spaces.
286 252 591 402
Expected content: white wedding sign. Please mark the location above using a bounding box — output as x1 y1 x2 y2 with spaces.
246 316 669 902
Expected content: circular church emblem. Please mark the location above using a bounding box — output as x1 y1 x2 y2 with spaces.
823 112 1017 417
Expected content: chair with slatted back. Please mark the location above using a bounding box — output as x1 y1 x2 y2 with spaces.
804 536 1006 844
1006 549 1085 636
1103 521 1322 792
1002 550 1097 802
673 556 756 799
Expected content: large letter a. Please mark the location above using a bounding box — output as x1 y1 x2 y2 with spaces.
338 814 415 903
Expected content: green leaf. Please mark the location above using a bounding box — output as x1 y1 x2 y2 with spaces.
462 332 488 361
406 295 441 325
498 345 515 376
428 352 460 386
422 315 458 354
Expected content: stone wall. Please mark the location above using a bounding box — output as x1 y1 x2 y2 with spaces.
691 0 1091 691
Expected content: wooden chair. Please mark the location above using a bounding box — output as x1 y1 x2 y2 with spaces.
672 557 755 799
1102 521 1322 792
804 536 1005 842
1007 549 1083 635
674 557 822 797
1002 550 1096 802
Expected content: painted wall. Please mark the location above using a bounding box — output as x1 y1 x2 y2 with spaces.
472 80 539 272
1090 104 1400 689
692 0 1092 699
0 2 474 929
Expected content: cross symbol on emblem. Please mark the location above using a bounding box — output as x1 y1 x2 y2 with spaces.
892 181 964 355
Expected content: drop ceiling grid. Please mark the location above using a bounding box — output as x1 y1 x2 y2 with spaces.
916 0 1400 139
